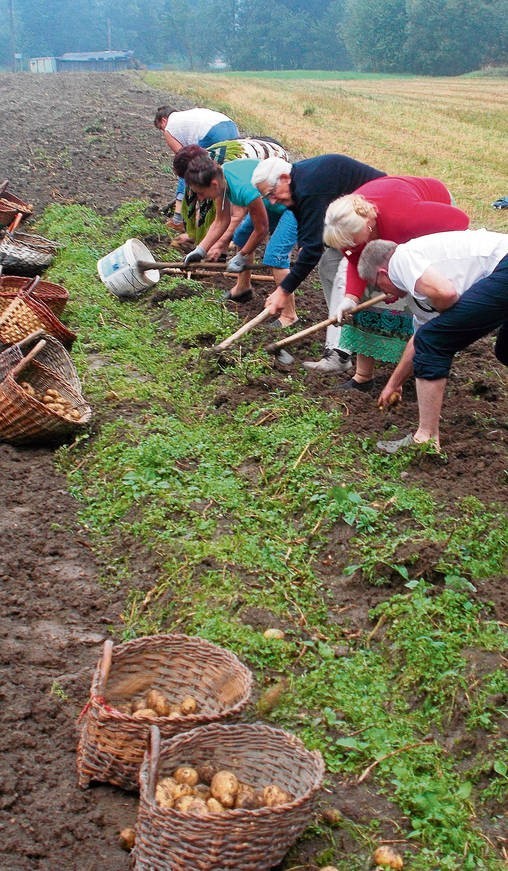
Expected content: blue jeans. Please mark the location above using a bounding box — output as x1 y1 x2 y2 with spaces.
413 254 508 380
175 120 239 200
233 209 298 269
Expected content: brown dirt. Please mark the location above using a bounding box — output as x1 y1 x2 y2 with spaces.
0 71 506 871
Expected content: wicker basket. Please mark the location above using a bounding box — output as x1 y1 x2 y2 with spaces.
133 723 324 871
0 190 32 227
0 230 59 275
76 635 253 791
0 283 76 347
0 331 81 392
0 338 91 443
0 275 69 316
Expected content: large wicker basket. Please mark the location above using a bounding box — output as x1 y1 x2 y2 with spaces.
76 635 253 791
0 229 59 275
133 723 325 871
0 280 76 347
0 337 91 444
0 275 69 316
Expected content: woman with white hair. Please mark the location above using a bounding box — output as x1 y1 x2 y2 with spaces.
322 176 470 391
251 153 386 360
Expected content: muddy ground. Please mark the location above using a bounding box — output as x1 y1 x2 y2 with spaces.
0 72 506 870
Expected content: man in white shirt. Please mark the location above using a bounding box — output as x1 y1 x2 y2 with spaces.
154 106 238 230
356 229 508 452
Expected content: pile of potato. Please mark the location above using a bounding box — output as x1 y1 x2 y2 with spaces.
116 688 200 720
155 763 293 814
20 381 82 421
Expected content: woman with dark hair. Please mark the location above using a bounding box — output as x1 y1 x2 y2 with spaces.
173 137 289 259
173 146 297 315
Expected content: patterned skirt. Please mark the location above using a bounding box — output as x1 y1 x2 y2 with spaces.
340 294 413 364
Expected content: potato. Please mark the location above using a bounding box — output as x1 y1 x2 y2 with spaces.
157 776 179 795
197 761 216 784
210 770 239 808
262 784 292 807
45 389 61 399
263 627 285 640
194 783 211 801
155 784 174 808
186 797 209 816
207 797 226 813
131 698 147 713
179 695 198 715
234 782 262 809
131 707 158 720
373 846 404 869
172 783 194 800
146 689 170 716
174 795 195 813
173 766 199 787
118 827 136 851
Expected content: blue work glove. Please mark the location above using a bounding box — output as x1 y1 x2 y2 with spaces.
226 251 250 273
492 197 508 210
184 245 206 265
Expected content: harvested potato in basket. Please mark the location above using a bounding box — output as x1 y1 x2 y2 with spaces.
155 765 293 813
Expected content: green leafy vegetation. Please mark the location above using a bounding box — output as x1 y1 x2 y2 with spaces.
41 199 507 869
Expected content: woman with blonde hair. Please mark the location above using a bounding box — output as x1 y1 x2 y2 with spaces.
322 176 470 391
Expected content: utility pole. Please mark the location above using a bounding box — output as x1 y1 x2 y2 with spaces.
8 0 16 72
107 18 112 51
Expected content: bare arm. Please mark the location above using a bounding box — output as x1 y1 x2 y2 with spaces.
163 131 183 153
241 197 269 256
198 196 232 254
415 268 459 310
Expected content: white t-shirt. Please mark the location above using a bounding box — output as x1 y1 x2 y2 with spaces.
388 229 508 328
165 108 232 146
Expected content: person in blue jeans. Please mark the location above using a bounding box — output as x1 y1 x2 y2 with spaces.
356 229 508 452
154 106 239 230
175 146 298 319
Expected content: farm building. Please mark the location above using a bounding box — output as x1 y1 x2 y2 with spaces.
29 51 134 73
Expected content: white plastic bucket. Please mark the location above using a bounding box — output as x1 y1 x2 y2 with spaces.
97 238 160 299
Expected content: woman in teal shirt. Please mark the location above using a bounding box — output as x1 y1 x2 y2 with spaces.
173 146 297 310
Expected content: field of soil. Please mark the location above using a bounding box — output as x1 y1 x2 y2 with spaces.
0 71 506 870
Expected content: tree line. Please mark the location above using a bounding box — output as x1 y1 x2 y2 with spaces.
1 0 507 76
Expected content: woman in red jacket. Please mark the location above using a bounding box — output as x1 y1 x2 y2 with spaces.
322 176 470 392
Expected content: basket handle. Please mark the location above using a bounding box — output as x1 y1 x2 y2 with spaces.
17 329 46 349
10 339 47 379
146 725 161 801
18 275 41 300
0 180 8 196
8 212 23 234
97 639 113 696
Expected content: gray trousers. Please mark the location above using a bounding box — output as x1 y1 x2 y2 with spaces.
317 247 350 353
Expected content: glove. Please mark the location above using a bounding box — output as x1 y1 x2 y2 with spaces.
226 251 250 273
184 245 206 265
335 296 358 324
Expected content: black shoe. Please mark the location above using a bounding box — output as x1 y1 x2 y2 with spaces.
222 288 254 303
338 377 374 392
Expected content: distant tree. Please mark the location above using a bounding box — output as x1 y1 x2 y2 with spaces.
342 0 408 72
302 0 351 70
405 0 495 75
